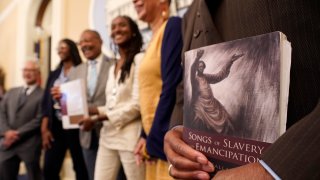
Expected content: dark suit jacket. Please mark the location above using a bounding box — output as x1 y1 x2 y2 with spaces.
0 86 43 162
170 0 320 179
68 55 113 149
261 101 320 179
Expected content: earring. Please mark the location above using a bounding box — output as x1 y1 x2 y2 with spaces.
162 11 168 19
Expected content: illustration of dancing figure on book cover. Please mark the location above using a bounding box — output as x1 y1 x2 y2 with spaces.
183 32 291 169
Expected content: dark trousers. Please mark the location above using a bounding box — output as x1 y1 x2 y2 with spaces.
0 155 42 180
82 136 99 180
43 121 88 180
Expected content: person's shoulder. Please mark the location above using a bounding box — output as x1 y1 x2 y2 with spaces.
164 16 182 37
49 66 62 76
72 62 86 71
168 16 182 22
102 54 113 61
34 86 44 100
134 52 145 65
75 62 86 68
162 17 183 48
102 55 116 65
102 54 109 61
36 85 44 93
67 63 85 80
167 16 182 28
6 87 21 95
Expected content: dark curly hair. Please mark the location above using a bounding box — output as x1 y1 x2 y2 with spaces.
58 38 82 68
113 15 143 84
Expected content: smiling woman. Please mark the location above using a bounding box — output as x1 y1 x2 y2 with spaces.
110 16 143 83
111 17 133 46
41 39 88 180
78 15 145 180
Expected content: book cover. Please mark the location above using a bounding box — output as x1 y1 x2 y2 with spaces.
183 31 291 170
60 79 88 129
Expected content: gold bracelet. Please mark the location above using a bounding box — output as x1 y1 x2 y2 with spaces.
142 145 151 160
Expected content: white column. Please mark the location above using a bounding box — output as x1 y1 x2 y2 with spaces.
15 0 33 86
50 0 65 70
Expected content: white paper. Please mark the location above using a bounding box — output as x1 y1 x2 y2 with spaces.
60 79 88 129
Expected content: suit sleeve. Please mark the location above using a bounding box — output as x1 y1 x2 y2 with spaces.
0 92 11 135
261 101 320 179
170 80 184 129
146 17 183 160
169 6 192 129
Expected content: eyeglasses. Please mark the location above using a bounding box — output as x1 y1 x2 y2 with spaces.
56 45 70 51
23 68 38 72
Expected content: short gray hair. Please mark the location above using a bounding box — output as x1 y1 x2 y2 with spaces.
24 60 40 72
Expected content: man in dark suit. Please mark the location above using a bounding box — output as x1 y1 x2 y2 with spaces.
0 60 43 180
164 0 320 179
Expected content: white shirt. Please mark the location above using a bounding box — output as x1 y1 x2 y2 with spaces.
87 53 103 78
23 84 37 95
259 160 281 180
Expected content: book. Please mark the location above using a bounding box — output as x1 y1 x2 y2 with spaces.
183 31 291 170
60 79 88 129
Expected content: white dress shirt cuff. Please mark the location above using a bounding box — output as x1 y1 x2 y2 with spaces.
97 106 106 115
170 125 184 130
259 160 281 180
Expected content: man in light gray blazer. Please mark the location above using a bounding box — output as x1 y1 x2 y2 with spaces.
0 60 43 180
67 29 113 180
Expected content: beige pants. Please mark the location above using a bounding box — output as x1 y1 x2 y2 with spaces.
94 147 145 180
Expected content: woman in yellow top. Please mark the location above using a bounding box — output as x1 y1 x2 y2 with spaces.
132 0 183 179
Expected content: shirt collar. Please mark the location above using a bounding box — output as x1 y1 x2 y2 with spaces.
23 84 37 95
88 53 103 64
